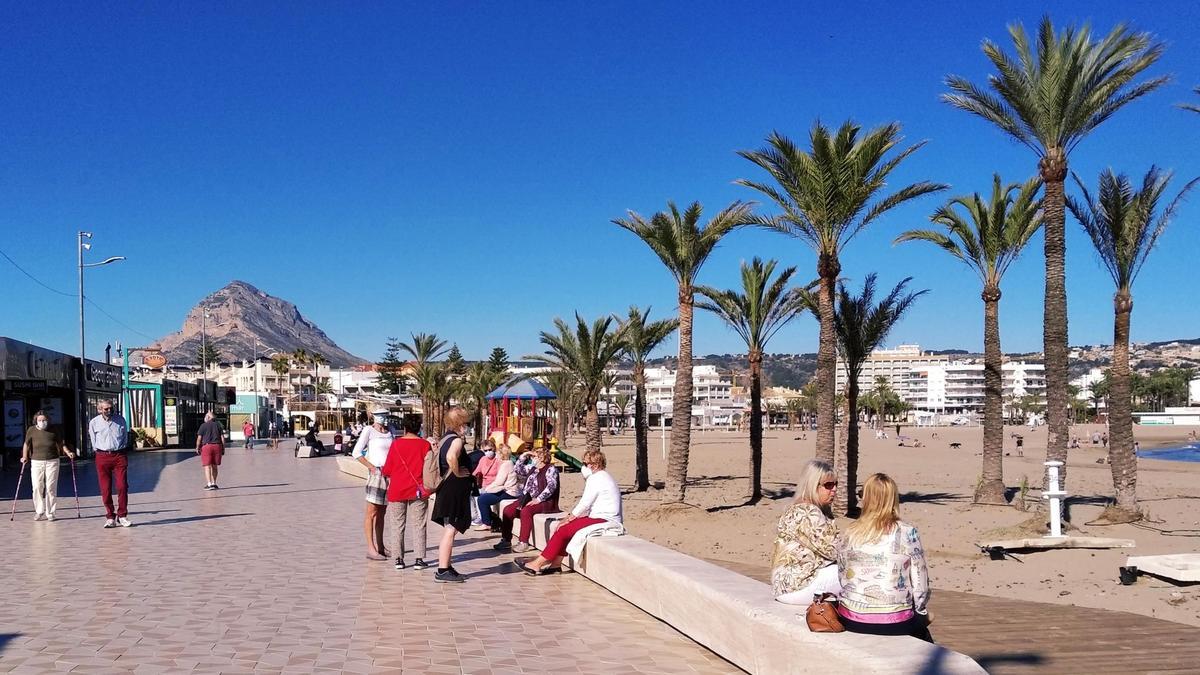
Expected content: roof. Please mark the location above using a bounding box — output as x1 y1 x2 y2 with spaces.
486 378 557 400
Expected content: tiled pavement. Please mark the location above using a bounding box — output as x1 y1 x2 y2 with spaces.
0 446 738 674
713 560 1200 674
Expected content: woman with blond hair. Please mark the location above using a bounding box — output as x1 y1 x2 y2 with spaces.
430 406 474 583
836 473 932 642
771 459 840 604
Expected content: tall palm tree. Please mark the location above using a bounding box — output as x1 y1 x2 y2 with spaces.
290 348 309 400
737 121 946 465
834 274 926 515
895 175 1042 505
614 201 753 503
527 314 627 455
399 333 448 434
462 361 506 448
697 258 807 504
1067 167 1197 517
310 352 327 403
617 306 677 492
271 355 290 398
1181 87 1200 114
944 16 1167 490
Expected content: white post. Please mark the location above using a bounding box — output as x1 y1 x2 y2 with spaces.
661 414 667 460
1043 460 1067 538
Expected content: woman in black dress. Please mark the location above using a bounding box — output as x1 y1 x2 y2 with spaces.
431 406 473 583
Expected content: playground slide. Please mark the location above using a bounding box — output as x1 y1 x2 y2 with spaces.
554 448 584 472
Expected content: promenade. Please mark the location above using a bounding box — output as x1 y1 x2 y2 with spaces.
0 444 736 674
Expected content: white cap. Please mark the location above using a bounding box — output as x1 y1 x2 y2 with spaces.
372 409 389 416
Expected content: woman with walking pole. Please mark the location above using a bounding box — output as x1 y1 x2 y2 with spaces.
20 410 75 521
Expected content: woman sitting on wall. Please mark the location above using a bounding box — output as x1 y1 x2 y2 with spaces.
771 459 841 604
519 449 622 576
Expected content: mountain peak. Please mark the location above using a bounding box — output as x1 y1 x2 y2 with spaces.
151 282 368 367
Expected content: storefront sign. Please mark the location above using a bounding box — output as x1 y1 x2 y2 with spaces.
142 352 166 369
0 338 74 388
85 361 122 392
5 379 47 393
164 404 178 434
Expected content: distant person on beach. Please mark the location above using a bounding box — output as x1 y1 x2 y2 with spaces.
836 473 932 642
380 415 431 570
21 410 75 521
196 412 226 491
242 420 255 449
494 445 560 554
519 449 623 576
430 407 474 583
771 459 840 604
89 400 131 527
354 410 396 560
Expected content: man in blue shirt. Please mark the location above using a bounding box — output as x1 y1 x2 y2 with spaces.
89 399 131 528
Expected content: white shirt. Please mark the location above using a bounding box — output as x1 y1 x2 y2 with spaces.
354 425 394 468
572 469 622 523
89 413 128 452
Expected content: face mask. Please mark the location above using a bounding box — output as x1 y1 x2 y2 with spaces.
374 416 387 426
581 466 593 478
484 450 495 459
36 420 48 431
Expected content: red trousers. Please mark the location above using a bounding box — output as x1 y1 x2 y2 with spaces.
501 500 556 544
541 516 606 559
95 451 129 519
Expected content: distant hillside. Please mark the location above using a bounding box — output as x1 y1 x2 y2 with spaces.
151 281 368 367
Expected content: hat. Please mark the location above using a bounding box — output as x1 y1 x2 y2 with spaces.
372 409 389 416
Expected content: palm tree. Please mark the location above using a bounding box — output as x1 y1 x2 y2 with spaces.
412 362 451 436
399 333 449 434
944 16 1167 490
310 352 327 403
541 369 579 443
270 355 290 398
462 361 506 448
737 121 946 465
614 201 753 503
290 348 309 400
834 274 926 515
1067 167 1197 517
697 258 807 504
617 306 677 492
1181 87 1200 114
895 175 1042 505
527 314 627 455
785 397 804 430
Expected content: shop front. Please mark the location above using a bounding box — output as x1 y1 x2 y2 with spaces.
0 337 78 470
82 359 124 450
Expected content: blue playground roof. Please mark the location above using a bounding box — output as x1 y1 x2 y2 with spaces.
486 378 558 400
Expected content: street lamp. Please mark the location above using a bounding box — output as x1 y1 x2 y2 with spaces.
201 309 211 408
78 231 125 456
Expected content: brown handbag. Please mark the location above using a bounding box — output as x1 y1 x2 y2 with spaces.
805 593 845 633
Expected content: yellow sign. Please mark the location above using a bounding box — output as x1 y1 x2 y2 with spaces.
143 352 166 368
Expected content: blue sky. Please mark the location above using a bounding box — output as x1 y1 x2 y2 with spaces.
3 1 1199 363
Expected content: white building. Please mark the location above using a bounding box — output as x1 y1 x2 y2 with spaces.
1190 377 1200 406
836 344 951 400
902 361 1046 415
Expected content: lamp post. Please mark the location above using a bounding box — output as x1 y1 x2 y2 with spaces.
77 231 125 456
201 309 210 410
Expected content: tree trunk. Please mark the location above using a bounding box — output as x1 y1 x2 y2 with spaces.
1040 150 1070 493
815 254 840 464
585 402 602 455
1109 291 1139 515
748 352 763 504
835 378 860 516
976 288 1007 505
634 365 650 492
664 286 695 503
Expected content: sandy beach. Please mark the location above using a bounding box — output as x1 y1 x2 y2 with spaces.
551 423 1200 627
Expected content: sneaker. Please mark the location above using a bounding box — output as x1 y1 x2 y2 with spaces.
103 519 116 528
211 484 219 490
46 514 55 522
492 540 512 551
512 542 532 553
394 558 406 570
34 513 45 521
434 569 466 583
472 524 491 531
412 558 429 570
118 517 132 527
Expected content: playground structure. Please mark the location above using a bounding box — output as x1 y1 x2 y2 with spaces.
485 379 582 471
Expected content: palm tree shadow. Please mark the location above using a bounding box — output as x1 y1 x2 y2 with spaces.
899 491 968 505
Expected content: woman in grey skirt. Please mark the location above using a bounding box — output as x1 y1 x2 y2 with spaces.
354 409 395 560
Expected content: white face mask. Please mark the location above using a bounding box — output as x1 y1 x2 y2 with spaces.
36 420 48 431
484 450 496 459
374 415 387 426
581 466 593 478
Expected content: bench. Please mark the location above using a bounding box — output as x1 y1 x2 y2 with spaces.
568 535 985 674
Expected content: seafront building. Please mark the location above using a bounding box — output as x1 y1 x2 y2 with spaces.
835 344 951 401
902 361 1047 416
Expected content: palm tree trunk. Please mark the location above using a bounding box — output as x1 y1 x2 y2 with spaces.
976 289 1007 505
1109 291 1139 515
1040 150 1070 492
664 287 695 503
634 366 650 492
834 378 861 516
815 255 840 464
585 402 602 455
833 388 850 515
748 351 763 505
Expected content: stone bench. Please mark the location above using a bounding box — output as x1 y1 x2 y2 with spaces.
565 535 985 674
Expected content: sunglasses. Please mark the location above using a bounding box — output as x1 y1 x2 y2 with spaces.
821 481 839 490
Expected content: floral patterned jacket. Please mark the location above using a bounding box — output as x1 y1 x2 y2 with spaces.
770 502 838 596
836 522 930 623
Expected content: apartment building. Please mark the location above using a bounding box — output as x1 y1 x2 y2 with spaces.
902 361 1046 414
835 344 950 399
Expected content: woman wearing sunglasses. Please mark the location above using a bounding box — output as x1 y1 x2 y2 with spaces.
771 459 841 604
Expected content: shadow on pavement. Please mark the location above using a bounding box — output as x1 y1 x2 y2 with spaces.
0 450 195 500
973 652 1045 671
132 513 254 527
0 633 19 656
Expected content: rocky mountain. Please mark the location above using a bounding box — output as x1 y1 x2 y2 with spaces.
151 281 368 367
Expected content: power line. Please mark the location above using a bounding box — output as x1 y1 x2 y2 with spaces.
0 245 157 342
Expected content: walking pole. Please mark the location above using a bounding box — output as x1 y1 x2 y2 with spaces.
70 458 81 518
9 460 27 521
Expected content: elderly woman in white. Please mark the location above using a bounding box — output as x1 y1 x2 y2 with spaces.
518 449 623 575
771 459 841 604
